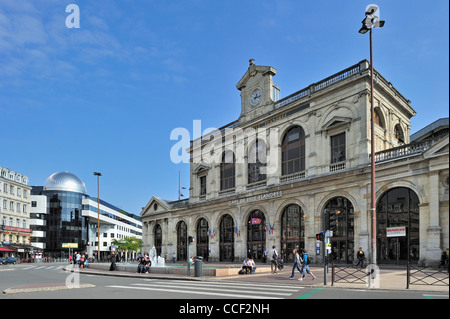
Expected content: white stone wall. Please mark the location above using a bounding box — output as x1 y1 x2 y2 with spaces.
141 61 448 265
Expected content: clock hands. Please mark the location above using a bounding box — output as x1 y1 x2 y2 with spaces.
250 90 261 106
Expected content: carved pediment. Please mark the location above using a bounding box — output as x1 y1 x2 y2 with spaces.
321 116 353 134
236 63 277 91
423 135 449 159
140 196 171 218
193 163 210 175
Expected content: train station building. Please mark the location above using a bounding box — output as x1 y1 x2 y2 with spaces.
141 60 449 266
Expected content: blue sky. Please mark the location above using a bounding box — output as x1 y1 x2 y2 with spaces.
0 0 448 216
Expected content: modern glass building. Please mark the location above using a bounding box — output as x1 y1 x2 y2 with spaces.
31 172 88 259
31 171 142 260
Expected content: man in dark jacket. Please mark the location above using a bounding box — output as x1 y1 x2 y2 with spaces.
109 251 117 271
356 247 365 268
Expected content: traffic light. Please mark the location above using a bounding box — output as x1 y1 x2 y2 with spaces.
188 235 194 244
316 232 324 241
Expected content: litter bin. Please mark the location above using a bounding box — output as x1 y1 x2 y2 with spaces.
194 257 203 277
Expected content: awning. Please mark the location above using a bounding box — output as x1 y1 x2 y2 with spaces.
0 247 15 252
8 244 43 252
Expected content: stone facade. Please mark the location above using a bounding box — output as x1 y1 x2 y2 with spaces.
0 166 32 250
141 60 449 266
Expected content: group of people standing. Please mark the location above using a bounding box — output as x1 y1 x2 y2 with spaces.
70 251 89 268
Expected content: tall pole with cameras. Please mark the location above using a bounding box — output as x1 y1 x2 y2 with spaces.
358 4 385 265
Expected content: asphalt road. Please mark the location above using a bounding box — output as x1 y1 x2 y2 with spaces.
1 262 448 301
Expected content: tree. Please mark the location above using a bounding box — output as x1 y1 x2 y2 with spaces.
111 237 142 256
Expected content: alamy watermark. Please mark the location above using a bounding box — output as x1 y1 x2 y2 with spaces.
66 4 80 28
65 263 81 288
170 120 280 175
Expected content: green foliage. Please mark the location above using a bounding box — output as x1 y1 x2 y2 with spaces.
111 237 142 252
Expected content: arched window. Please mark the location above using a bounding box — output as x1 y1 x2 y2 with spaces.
220 151 235 190
280 204 305 262
282 126 305 175
374 108 385 128
323 197 354 264
219 214 234 262
248 139 267 184
154 224 162 256
177 221 187 261
247 210 266 261
377 187 419 264
394 124 404 143
196 218 209 261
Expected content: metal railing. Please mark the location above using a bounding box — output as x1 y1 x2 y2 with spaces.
406 262 449 289
275 63 361 109
331 263 371 286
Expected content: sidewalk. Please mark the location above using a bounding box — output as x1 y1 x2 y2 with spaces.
70 262 449 293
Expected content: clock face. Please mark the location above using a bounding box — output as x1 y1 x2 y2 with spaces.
250 89 261 107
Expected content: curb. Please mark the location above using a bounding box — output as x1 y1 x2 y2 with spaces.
63 265 449 293
64 267 206 282
3 283 96 295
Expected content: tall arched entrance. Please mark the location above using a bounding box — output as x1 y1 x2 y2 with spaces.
323 197 355 264
176 221 187 261
219 214 234 262
247 210 266 262
376 187 420 264
280 204 305 262
196 218 209 261
154 224 162 256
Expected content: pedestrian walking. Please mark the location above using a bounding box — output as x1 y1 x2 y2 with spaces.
290 249 303 279
299 249 316 281
269 245 278 274
355 247 365 268
109 251 117 271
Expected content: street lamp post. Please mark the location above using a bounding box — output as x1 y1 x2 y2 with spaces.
94 172 102 262
358 4 384 265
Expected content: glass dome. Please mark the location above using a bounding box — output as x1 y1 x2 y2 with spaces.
43 171 87 194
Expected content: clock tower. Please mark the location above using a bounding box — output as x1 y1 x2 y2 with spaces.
236 59 280 125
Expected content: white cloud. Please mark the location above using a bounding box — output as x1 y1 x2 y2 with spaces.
0 1 125 84
0 0 194 90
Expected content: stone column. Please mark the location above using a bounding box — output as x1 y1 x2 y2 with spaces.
210 212 219 262
426 171 441 266
146 221 153 254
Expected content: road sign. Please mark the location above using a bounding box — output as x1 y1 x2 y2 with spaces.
386 226 406 237
62 243 78 248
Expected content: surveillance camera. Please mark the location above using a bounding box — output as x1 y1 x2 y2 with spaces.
365 4 379 16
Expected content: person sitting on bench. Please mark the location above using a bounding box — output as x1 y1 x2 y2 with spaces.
241 258 252 274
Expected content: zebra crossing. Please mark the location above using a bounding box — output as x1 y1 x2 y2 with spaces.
107 279 304 299
20 265 65 271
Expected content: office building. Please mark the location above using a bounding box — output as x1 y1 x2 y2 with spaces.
31 171 142 260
